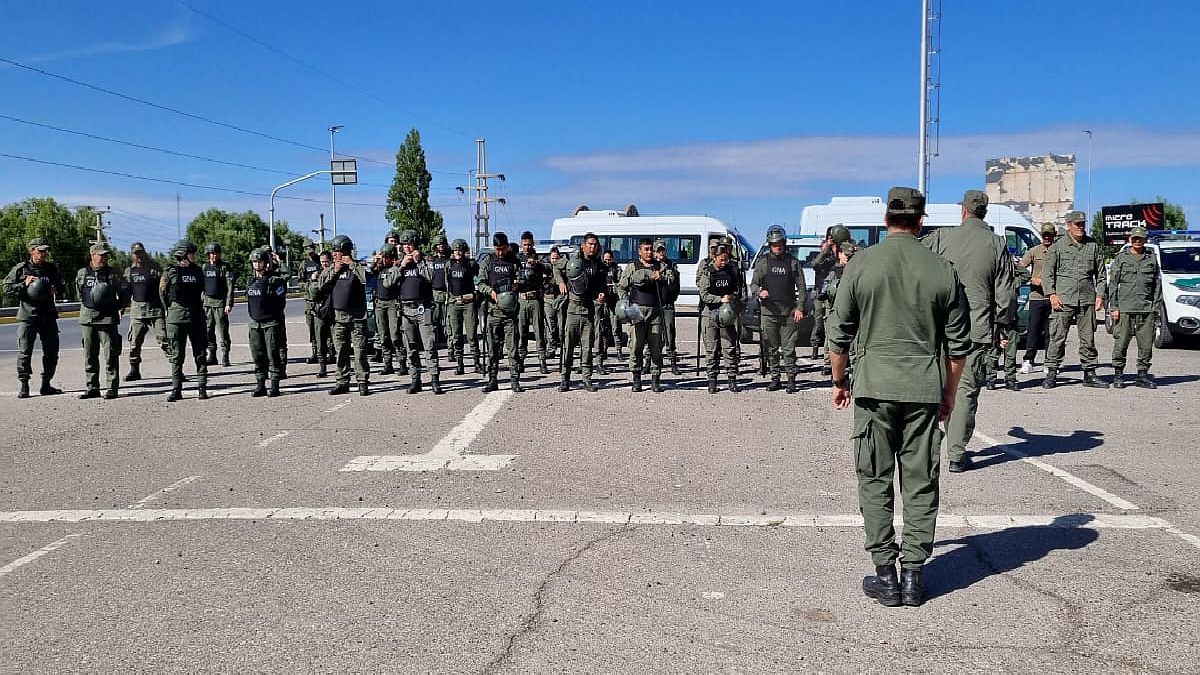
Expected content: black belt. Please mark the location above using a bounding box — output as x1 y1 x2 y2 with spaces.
400 300 426 307
521 291 542 300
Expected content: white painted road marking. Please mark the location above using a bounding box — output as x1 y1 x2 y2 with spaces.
256 432 290 448
0 534 82 578
323 399 353 414
973 431 1141 511
340 390 517 472
0 508 1176 530
128 475 202 509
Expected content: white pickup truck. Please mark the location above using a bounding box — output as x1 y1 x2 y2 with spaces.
1106 238 1200 348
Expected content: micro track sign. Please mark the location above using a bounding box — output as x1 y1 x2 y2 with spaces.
1102 203 1164 245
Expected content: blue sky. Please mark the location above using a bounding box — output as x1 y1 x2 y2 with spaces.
1 0 1197 253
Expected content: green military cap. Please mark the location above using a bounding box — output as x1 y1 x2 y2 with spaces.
653 238 668 250
130 241 146 253
27 238 50 251
1040 222 1057 235
886 186 926 215
1064 210 1087 223
1129 226 1149 239
961 189 988 214
89 243 110 255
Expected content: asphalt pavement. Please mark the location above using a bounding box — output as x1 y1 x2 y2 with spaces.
2 304 1199 672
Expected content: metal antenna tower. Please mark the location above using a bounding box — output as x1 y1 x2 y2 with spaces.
457 139 506 253
918 0 942 196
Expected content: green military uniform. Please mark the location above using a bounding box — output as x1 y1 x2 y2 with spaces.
265 254 290 377
160 241 209 401
922 191 1015 471
751 231 807 392
516 252 550 375
124 242 169 381
654 240 683 376
307 256 334 377
245 248 287 396
826 187 972 607
1108 227 1161 388
810 225 851 361
3 239 66 398
200 243 235 366
429 236 451 353
543 254 567 358
317 235 370 395
698 254 744 393
1043 211 1108 388
477 234 523 392
1018 224 1056 368
987 263 1031 390
298 245 324 363
619 255 671 391
445 241 481 375
594 259 623 372
372 245 404 375
555 250 606 391
76 245 129 398
387 234 442 394
823 243 858 377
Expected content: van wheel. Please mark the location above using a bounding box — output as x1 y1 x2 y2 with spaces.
1154 304 1175 349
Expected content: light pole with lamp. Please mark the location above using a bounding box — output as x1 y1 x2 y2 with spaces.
330 125 343 237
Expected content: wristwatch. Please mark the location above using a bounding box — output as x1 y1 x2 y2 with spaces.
832 376 850 388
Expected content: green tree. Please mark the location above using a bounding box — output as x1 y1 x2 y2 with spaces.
0 198 96 302
185 208 305 283
384 128 445 250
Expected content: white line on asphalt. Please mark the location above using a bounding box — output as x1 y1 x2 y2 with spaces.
324 399 353 414
973 431 1141 511
1164 526 1200 551
0 508 1175 530
127 475 202 510
256 432 289 448
0 535 82 578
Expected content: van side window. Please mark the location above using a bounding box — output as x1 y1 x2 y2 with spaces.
1005 227 1039 257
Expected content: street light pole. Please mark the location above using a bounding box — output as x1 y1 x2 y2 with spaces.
330 125 343 237
270 170 334 254
1082 129 1093 219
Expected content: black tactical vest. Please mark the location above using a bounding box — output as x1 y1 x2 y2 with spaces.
171 264 204 307
568 257 599 300
79 266 116 310
447 260 474 295
203 263 229 300
487 256 518 294
521 259 545 291
375 267 397 301
332 268 365 315
763 255 795 303
398 264 427 302
247 275 283 321
301 259 321 284
628 260 660 307
708 264 739 302
128 265 160 305
430 257 448 291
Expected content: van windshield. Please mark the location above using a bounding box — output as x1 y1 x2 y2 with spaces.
1161 246 1200 274
569 235 700 264
756 244 822 267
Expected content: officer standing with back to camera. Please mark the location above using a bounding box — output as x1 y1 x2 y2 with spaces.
388 229 442 395
1017 222 1058 374
827 186 971 608
698 240 745 394
923 189 1014 473
477 232 523 392
752 228 807 393
318 234 371 396
555 232 606 392
1043 210 1108 389
4 238 66 398
125 241 169 382
299 242 323 364
201 242 235 367
445 239 480 375
76 243 129 399
245 247 287 397
810 224 852 360
372 243 401 375
517 231 551 375
161 240 209 401
654 239 683 376
1108 226 1161 389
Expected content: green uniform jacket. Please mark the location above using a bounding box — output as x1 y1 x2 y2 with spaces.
3 259 66 322
1018 243 1053 300
1108 250 1162 313
316 261 369 322
160 263 204 324
618 260 671 303
1044 234 1107 306
811 246 837 291
201 260 236 309
750 252 806 314
697 262 746 308
922 217 1015 342
126 263 164 320
826 233 972 404
75 265 130 325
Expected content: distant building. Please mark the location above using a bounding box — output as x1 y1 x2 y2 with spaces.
985 154 1076 225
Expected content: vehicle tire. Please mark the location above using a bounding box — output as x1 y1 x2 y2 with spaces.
1153 303 1175 349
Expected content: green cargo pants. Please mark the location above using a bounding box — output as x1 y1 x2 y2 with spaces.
544 294 565 349
946 342 989 463
16 319 59 383
203 305 231 358
516 296 546 362
332 319 369 384
628 306 664 375
1111 311 1154 372
486 309 519 377
984 327 1021 381
167 318 208 385
853 397 943 569
811 297 829 350
1046 303 1098 371
375 299 404 367
759 305 797 375
563 305 595 376
305 301 320 358
702 309 738 376
446 296 478 358
82 323 121 392
128 316 169 366
249 321 282 381
400 302 438 375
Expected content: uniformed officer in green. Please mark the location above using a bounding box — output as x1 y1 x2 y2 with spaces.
810 224 851 360
429 234 451 354
160 240 209 401
372 243 402 375
752 229 807 393
987 258 1030 391
478 232 524 392
517 231 551 375
298 242 323 364
75 243 128 399
1108 226 1161 389
923 190 1015 473
445 239 481 375
554 232 607 392
386 230 443 395
654 239 684 376
3 238 66 398
200 242 234 367
619 237 672 392
1043 210 1108 389
312 251 335 377
317 235 371 396
543 246 567 359
246 247 287 397
827 186 971 608
124 242 169 381
819 242 857 378
698 241 745 394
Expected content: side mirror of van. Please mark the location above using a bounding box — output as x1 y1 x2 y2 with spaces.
741 259 751 272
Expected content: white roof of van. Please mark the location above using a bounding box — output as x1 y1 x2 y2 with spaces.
799 195 1034 231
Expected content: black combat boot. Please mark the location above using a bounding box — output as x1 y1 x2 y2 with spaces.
539 355 549 375
455 355 465 376
329 382 350 395
947 455 973 473
862 564 901 607
583 375 598 392
728 375 740 393
767 374 781 392
167 377 182 402
17 380 30 399
708 374 718 394
651 373 663 393
317 362 328 378
79 388 101 400
559 375 570 392
206 349 217 366
40 378 63 396
197 381 209 400
431 373 444 395
380 360 394 376
221 352 231 367
252 379 268 397
358 381 370 396
1135 370 1157 389
125 364 141 382
1005 377 1019 391
510 375 523 393
821 364 832 377
408 374 423 395
671 356 681 377
278 365 288 380
811 346 819 359
758 360 768 377
397 360 409 376
1111 369 1126 389
596 360 609 376
1043 369 1057 389
1082 369 1109 389
473 353 483 374
269 379 281 397
306 354 318 365
104 387 118 400
369 350 382 364
900 567 924 607
483 375 499 393
632 372 643 392
786 372 798 394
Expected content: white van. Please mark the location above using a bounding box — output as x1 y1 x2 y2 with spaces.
798 196 1044 258
550 204 754 299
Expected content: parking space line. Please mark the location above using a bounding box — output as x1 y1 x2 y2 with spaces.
323 399 353 414
256 432 289 448
128 475 202 509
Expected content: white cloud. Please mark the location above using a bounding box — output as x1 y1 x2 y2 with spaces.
12 24 190 65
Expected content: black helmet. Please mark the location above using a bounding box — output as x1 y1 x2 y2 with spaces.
451 238 468 252
172 240 196 259
377 244 397 258
564 256 585 280
830 225 851 245
716 302 739 328
766 227 787 245
26 278 52 302
330 235 354 253
205 242 221 254
397 230 417 245
433 234 449 247
90 281 116 307
250 247 272 263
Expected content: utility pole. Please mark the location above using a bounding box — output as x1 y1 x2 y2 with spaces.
89 206 111 246
917 0 942 196
313 213 329 249
1082 130 1093 218
456 139 507 254
329 125 343 237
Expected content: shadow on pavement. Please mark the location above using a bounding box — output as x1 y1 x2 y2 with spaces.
925 514 1099 601
971 426 1104 470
